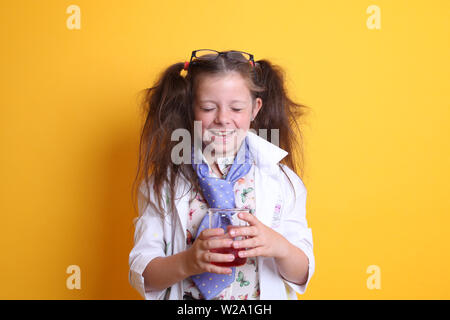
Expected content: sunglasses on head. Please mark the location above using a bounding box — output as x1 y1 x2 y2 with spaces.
183 49 255 70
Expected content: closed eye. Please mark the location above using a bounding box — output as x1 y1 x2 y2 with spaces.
200 107 243 112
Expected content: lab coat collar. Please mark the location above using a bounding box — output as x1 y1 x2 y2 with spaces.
246 130 288 170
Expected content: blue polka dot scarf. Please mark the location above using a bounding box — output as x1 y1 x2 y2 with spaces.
190 136 253 299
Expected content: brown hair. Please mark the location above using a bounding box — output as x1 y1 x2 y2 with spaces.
132 51 309 223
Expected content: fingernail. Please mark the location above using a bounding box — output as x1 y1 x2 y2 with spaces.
230 230 235 236
233 242 239 248
228 255 235 261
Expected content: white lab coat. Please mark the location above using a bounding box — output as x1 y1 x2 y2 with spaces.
128 131 315 300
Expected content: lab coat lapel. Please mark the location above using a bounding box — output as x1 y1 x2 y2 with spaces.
246 131 290 299
247 131 288 227
254 167 279 227
174 177 189 241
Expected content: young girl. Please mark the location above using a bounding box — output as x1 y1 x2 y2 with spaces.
129 49 315 300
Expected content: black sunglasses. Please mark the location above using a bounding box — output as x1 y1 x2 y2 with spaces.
186 49 255 68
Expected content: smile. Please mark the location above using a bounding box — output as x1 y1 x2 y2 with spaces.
210 130 236 136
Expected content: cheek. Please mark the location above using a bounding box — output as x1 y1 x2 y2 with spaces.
194 113 211 130
193 117 213 142
236 114 252 130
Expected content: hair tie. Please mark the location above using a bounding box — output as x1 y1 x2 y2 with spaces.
183 61 190 70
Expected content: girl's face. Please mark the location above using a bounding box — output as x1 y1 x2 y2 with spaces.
193 72 262 158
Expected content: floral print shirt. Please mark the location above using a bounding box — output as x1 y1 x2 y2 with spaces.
183 156 260 300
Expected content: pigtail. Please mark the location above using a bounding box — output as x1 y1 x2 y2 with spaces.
253 60 308 179
132 62 194 219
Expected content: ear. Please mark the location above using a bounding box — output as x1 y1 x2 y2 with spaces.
252 98 263 120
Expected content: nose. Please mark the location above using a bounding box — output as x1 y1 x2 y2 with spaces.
214 107 231 125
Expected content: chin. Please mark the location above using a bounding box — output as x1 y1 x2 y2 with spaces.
214 139 245 157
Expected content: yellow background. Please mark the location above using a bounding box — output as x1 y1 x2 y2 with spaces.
1 0 449 299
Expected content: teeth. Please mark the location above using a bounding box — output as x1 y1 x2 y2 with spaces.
211 130 235 136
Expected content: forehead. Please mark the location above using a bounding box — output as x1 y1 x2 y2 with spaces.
194 72 251 102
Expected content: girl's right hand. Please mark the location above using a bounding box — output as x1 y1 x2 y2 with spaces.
183 228 235 276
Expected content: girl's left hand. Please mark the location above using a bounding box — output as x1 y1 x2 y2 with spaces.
229 211 289 260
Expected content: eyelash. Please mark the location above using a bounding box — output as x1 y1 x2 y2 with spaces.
201 108 243 112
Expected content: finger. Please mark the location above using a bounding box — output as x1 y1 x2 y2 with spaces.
198 228 225 240
201 237 233 250
232 236 260 249
229 225 258 238
203 251 235 263
238 212 260 226
204 264 233 275
237 246 263 258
